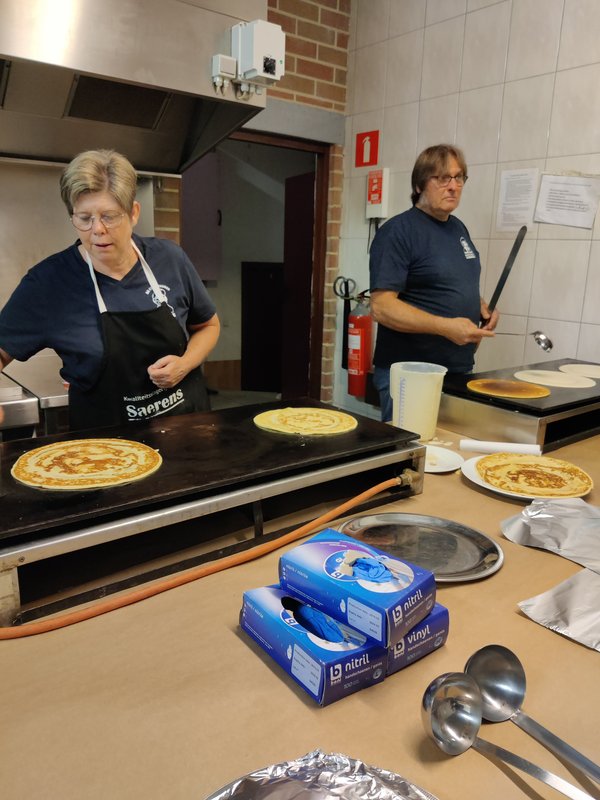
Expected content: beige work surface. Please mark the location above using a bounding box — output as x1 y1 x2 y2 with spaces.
1 431 599 800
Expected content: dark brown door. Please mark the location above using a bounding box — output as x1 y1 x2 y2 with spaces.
281 171 315 399
241 262 284 392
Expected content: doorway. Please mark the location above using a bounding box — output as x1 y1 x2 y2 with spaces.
184 132 330 405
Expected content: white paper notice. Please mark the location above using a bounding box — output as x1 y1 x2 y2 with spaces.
496 168 538 231
534 173 600 229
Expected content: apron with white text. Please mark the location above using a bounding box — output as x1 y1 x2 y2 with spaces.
68 241 209 431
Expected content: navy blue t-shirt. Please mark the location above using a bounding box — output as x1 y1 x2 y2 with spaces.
369 206 481 373
0 235 216 391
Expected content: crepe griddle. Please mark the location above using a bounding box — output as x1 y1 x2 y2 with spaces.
444 358 600 413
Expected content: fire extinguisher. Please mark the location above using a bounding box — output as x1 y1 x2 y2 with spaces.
347 294 373 397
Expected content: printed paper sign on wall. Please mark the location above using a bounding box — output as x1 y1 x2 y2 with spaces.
355 131 379 168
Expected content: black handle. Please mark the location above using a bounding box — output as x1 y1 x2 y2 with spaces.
487 225 527 314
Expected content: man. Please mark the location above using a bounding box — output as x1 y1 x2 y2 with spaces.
369 144 498 421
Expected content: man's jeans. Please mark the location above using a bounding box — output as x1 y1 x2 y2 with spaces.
372 366 392 422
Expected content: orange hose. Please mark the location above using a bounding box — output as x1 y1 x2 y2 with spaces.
0 476 402 639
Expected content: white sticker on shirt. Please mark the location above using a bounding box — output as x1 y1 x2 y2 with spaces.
460 236 476 260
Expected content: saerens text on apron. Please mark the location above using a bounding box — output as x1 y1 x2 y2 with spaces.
124 387 184 419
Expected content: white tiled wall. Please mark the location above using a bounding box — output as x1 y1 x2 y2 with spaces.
336 0 600 415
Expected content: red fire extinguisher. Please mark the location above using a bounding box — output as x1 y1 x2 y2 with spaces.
347 294 373 397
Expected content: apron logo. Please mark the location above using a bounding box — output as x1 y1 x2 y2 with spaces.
146 284 176 317
125 387 184 419
460 236 476 260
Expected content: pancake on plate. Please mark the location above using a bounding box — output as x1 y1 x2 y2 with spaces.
11 437 162 491
467 378 550 399
475 452 593 498
253 407 357 435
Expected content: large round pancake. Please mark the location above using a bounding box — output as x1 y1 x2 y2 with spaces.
467 378 550 399
475 452 593 498
11 437 162 491
253 407 357 435
514 369 595 388
559 363 600 379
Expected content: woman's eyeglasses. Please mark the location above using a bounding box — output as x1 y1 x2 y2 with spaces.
71 212 126 231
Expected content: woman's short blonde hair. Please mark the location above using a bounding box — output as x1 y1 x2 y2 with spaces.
410 144 468 206
60 149 138 214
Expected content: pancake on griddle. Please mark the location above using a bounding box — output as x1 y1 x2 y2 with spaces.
253 407 357 435
514 369 596 388
475 452 593 498
11 438 162 491
467 378 550 399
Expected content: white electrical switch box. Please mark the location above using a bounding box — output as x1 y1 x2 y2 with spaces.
212 54 237 80
366 168 390 219
231 20 285 85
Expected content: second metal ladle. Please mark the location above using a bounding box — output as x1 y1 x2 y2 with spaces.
465 644 600 784
422 672 592 800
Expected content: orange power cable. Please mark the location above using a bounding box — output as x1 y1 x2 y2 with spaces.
0 476 402 639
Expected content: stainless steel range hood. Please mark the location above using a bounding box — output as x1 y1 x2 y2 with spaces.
0 0 266 173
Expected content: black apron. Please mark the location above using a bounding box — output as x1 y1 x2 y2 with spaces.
69 241 209 431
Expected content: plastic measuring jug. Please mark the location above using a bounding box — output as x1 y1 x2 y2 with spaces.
390 361 448 440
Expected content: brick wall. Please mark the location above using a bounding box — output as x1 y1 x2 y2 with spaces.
267 0 350 113
268 0 350 401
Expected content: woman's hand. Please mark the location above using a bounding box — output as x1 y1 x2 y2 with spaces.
147 313 220 388
148 355 188 388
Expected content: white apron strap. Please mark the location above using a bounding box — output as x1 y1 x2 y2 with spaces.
84 239 167 313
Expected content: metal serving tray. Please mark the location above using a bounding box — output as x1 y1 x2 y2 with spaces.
339 512 503 582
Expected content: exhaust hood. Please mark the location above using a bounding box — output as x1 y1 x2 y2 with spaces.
0 0 267 173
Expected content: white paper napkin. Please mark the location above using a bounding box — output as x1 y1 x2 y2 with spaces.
459 439 541 455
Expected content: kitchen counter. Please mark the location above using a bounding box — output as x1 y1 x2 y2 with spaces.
3 350 67 409
0 429 598 800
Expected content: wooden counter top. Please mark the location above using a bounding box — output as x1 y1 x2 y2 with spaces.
1 430 599 800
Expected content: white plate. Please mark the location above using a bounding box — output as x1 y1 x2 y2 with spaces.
514 369 596 388
461 456 538 501
559 362 600 379
425 445 464 473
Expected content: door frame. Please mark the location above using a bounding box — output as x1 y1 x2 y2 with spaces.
229 129 330 399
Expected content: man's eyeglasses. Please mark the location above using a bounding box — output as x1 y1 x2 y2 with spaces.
430 174 468 187
71 212 126 231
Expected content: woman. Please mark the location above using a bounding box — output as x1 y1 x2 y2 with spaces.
0 149 220 431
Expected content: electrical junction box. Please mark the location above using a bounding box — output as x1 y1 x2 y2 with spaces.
211 54 237 81
231 19 285 85
366 167 389 219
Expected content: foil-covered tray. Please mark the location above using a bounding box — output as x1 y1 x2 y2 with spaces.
339 513 503 583
206 749 439 800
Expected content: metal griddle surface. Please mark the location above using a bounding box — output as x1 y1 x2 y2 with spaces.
443 358 600 414
0 400 417 543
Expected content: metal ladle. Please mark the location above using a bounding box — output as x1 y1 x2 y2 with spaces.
532 330 553 351
422 672 593 800
465 644 600 784
497 330 554 351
